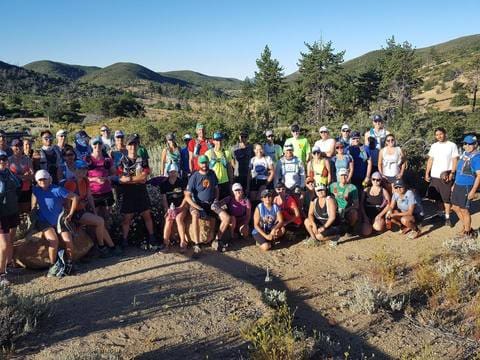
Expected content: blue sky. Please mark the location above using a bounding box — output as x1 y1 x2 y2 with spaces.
1 0 479 79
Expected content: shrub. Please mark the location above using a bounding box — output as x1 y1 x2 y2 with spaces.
442 68 458 82
347 277 386 314
370 246 403 288
422 79 435 91
0 286 51 349
450 93 470 106
451 81 464 93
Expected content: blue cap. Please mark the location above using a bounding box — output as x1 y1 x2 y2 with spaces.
213 131 224 140
91 136 103 145
74 159 89 169
463 135 477 145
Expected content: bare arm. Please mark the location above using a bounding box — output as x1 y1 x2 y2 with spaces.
184 190 202 210
378 149 384 175
65 193 79 220
322 197 337 229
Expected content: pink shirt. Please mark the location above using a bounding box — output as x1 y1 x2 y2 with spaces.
227 197 251 218
87 156 113 195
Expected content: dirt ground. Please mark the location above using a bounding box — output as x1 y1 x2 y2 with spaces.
8 201 480 360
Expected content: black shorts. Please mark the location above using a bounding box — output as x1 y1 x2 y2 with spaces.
428 178 452 203
18 190 32 204
313 218 342 237
121 185 151 214
451 184 471 209
250 178 267 191
384 176 397 184
73 209 88 223
93 191 115 208
0 213 20 234
218 182 231 200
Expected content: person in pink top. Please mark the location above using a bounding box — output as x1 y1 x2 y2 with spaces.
8 139 34 214
226 183 252 240
86 137 117 221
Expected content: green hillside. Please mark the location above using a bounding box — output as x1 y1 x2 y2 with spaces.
160 70 243 90
79 62 187 87
24 60 100 81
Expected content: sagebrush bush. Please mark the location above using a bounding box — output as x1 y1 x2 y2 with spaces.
0 286 51 349
370 247 403 288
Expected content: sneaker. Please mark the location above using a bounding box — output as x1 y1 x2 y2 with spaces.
55 250 66 278
64 260 75 275
179 241 188 253
211 239 220 251
98 246 112 258
329 239 338 247
47 260 63 278
0 273 10 286
192 245 201 258
156 243 168 253
110 245 123 256
140 240 150 251
445 218 453 228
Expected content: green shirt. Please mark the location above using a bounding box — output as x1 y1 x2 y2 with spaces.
205 148 232 184
329 182 358 210
285 137 310 165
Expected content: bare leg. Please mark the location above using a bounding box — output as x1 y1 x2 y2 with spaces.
163 217 173 245
191 211 200 244
79 212 106 246
60 231 74 260
141 210 154 236
43 227 59 264
121 213 134 240
176 209 187 246
0 234 10 274
217 211 230 240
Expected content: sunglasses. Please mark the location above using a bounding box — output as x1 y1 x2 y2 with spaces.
233 189 243 192
267 135 274 138
320 131 328 134
64 153 75 157
276 187 286 191
351 137 360 141
100 129 108 132
463 142 474 146
342 129 350 132
373 120 383 123
37 178 48 182
372 178 382 182
313 151 321 155
335 146 344 149
306 181 314 185
58 135 66 137
394 186 403 189
43 136 53 140
315 188 326 192
292 130 300 133
386 139 395 142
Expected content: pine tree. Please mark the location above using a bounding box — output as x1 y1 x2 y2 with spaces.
254 45 285 109
297 41 345 124
465 55 480 112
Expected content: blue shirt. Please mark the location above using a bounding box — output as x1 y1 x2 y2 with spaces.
252 203 280 235
348 145 370 180
455 151 480 186
187 170 218 205
33 185 69 226
180 146 190 174
392 190 423 215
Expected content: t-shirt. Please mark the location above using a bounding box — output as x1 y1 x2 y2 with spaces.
63 178 89 211
314 138 336 156
274 195 301 224
160 177 186 208
428 141 459 179
227 196 251 218
392 190 423 215
455 151 480 186
117 155 150 195
188 138 211 172
204 148 232 184
333 154 353 178
187 169 218 206
284 137 310 165
9 155 33 191
348 145 370 180
86 156 113 195
232 143 254 177
329 182 358 210
32 185 69 226
250 156 273 180
263 143 283 163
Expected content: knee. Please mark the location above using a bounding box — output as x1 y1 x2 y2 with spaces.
260 243 271 251
400 217 408 226
361 223 372 236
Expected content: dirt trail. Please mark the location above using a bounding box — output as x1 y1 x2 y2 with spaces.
10 207 480 359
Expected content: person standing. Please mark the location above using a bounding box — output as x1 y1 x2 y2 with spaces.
188 123 211 173
232 130 254 189
274 143 305 191
314 126 336 158
425 127 459 227
451 135 480 240
364 114 390 150
74 130 92 160
0 130 13 157
38 130 61 183
348 131 372 191
8 139 34 214
161 133 181 176
336 124 351 150
180 134 192 180
205 131 233 200
247 144 275 201
53 129 68 163
263 130 283 163
100 125 114 151
284 124 311 166
111 130 127 168
378 134 405 192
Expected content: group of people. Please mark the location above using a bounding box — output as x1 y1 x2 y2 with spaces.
0 117 479 286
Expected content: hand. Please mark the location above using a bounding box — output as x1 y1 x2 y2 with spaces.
448 173 454 182
374 216 381 223
265 233 273 241
65 213 73 222
120 175 130 183
319 226 325 233
467 191 476 200
424 175 431 182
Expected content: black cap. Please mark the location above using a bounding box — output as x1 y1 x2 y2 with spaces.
240 129 248 137
373 114 383 122
290 124 300 132
0 130 5 136
260 189 272 198
126 134 140 145
351 131 361 138
275 182 286 189
393 178 405 188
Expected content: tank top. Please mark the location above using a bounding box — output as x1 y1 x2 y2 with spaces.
313 196 331 222
381 147 401 177
364 187 386 219
164 147 181 174
310 159 328 185
87 155 113 195
253 203 280 234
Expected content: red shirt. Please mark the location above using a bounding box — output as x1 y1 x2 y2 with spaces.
187 138 211 171
274 195 302 225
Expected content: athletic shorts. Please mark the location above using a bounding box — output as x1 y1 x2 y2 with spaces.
253 232 268 246
190 202 217 219
451 184 471 210
121 187 151 214
234 215 249 232
93 191 115 208
428 178 452 203
313 218 342 237
249 178 267 191
0 213 20 234
384 176 397 184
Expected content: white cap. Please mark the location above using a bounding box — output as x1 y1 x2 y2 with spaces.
338 168 349 176
232 183 243 191
319 126 329 133
167 163 179 173
265 130 273 137
341 124 350 131
56 129 67 137
183 133 192 140
0 150 7 157
35 169 51 182
284 143 294 151
312 145 321 153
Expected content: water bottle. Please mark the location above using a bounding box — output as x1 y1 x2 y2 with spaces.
168 203 176 220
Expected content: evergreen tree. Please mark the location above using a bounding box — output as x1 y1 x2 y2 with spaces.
465 55 480 112
355 66 382 111
378 37 421 113
254 45 285 110
297 41 345 124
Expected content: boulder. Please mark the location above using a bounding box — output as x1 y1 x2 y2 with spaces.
13 228 94 269
184 214 216 244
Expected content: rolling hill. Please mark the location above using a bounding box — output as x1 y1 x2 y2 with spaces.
159 70 243 90
24 60 100 81
78 62 187 87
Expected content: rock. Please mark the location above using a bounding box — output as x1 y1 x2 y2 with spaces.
184 213 216 244
13 228 94 269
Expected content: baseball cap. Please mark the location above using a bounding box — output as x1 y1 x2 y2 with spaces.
265 130 273 137
351 131 361 139
114 130 125 138
284 143 294 151
463 135 477 145
312 145 321 153
373 114 383 122
0 150 7 159
35 170 51 182
260 189 273 198
56 129 67 137
198 155 209 164
11 139 21 147
275 182 286 189
183 133 192 140
196 123 204 130
100 125 109 131
338 168 349 177
371 171 382 180
232 183 243 191
76 130 89 139
341 124 350 131
240 130 248 137
315 184 327 192
166 133 175 141
167 163 179 173
213 131 224 140
91 136 103 145
126 134 139 145
290 124 300 132
74 159 89 169
319 126 329 133
394 178 406 188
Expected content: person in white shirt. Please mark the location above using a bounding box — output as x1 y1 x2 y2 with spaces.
425 127 459 227
100 125 114 152
263 130 283 163
314 126 335 158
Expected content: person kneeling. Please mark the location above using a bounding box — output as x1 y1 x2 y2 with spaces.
63 160 121 258
226 183 252 240
32 170 78 277
252 189 285 251
386 179 423 239
304 184 342 242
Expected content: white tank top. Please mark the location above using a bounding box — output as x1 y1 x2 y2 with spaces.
381 147 402 177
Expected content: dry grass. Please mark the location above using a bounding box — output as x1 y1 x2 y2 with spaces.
370 246 403 289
